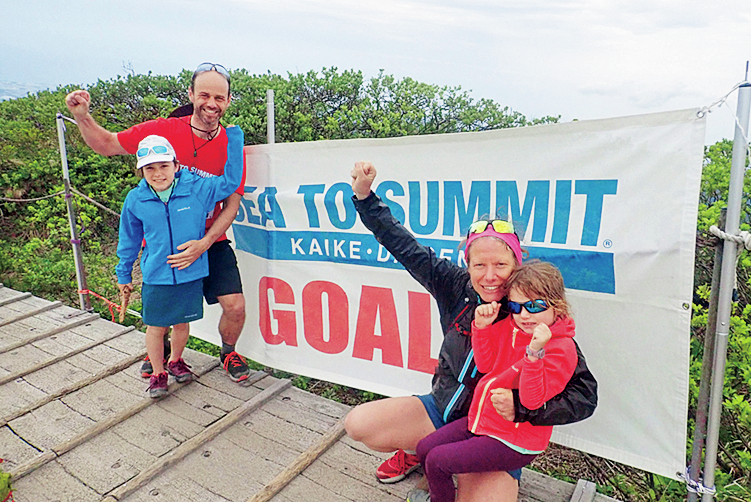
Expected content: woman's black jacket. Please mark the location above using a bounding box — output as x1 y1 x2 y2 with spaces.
353 192 598 425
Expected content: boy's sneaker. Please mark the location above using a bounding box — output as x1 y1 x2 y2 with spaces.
406 489 431 502
147 371 168 398
140 340 172 378
376 449 420 483
221 351 250 382
167 358 194 383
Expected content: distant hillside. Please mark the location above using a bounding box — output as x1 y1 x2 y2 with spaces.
0 81 49 101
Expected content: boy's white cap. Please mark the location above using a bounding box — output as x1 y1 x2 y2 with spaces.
136 135 176 169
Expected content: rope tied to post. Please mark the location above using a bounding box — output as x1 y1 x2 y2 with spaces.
708 225 751 302
708 225 751 251
77 289 122 323
678 467 717 496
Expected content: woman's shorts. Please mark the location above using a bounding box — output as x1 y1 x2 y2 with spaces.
142 279 204 327
416 393 523 482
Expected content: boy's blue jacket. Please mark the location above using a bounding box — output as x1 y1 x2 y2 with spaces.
116 126 244 286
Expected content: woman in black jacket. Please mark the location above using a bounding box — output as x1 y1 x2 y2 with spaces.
344 162 597 501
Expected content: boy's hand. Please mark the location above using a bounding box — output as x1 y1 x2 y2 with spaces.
529 323 552 351
351 161 377 199
118 283 132 323
474 301 500 329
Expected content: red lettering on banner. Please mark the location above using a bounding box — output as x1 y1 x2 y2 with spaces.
258 276 298 346
407 291 438 374
303 281 349 354
352 286 403 366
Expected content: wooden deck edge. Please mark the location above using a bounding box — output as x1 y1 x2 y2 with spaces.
519 468 622 502
102 376 288 502
246 418 347 502
570 479 597 502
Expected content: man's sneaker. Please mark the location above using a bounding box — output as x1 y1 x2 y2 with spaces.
406 488 431 502
141 356 154 378
147 372 168 398
376 449 420 483
167 358 194 383
140 340 172 378
221 351 250 382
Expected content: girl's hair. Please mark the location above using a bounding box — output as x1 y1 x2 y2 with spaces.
506 259 571 319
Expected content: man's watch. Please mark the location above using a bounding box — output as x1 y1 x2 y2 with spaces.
525 345 545 359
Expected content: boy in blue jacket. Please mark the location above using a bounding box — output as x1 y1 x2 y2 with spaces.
117 126 244 397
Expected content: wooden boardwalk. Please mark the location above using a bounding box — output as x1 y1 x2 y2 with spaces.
0 284 618 502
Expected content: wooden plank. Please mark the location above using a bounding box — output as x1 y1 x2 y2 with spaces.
0 350 146 427
8 359 221 480
0 324 133 385
519 468 576 502
0 312 100 355
0 301 62 327
8 450 57 479
570 479 597 502
102 377 289 502
0 292 31 307
53 360 221 454
246 418 346 502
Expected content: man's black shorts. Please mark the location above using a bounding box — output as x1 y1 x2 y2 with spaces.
203 240 243 305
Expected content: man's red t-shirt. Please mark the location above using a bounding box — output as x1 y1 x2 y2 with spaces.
118 117 246 242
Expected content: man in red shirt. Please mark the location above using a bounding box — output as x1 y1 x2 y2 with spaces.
65 63 250 383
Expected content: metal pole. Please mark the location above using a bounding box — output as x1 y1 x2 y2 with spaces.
687 209 724 502
56 113 91 312
266 89 275 144
701 81 751 502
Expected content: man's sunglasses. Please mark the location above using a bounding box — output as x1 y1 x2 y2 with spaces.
136 145 171 158
194 62 231 83
507 299 549 314
467 219 515 238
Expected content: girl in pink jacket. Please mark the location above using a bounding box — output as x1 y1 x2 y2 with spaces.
414 260 578 502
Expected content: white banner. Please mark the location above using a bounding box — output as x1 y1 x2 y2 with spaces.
193 108 706 478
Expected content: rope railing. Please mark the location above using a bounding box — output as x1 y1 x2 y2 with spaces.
0 188 120 217
2 186 144 322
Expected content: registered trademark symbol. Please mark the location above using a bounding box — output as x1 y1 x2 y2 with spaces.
603 239 613 248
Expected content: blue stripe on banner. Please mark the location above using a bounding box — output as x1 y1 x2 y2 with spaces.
527 247 615 294
233 225 615 294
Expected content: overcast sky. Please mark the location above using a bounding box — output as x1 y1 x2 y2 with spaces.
3 0 750 144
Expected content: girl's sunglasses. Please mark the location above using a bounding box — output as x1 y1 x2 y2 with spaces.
467 219 515 238
507 299 549 314
137 145 171 158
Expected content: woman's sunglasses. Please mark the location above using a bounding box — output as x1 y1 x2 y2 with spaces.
467 219 515 238
507 299 549 314
136 145 171 158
